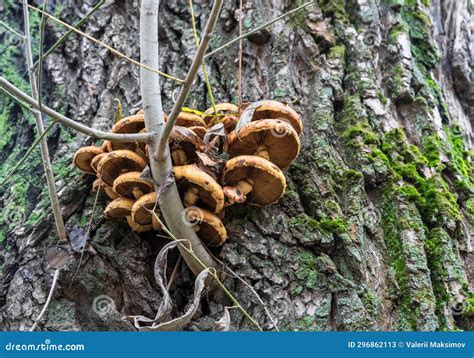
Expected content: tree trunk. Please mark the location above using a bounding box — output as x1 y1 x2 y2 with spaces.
0 0 473 331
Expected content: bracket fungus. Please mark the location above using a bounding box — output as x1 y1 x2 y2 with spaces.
174 164 225 214
188 125 207 139
104 197 134 219
90 152 107 173
93 178 119 200
74 101 301 258
175 112 207 127
73 146 104 174
184 207 227 246
106 113 145 152
238 100 303 135
113 171 154 199
97 149 147 186
222 155 287 206
227 119 300 169
203 103 239 131
131 192 162 231
169 126 205 166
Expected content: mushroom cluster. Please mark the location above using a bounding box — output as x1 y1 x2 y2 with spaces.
73 100 302 248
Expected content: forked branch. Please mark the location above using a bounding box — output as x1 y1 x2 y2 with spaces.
140 0 221 275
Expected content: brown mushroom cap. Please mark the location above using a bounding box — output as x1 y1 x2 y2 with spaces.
92 178 119 200
126 216 154 233
227 119 300 169
240 100 303 135
106 114 145 151
97 150 147 186
174 165 225 213
176 112 206 127
184 207 227 246
73 146 104 174
113 171 154 199
222 155 287 206
131 192 161 229
169 126 205 165
203 103 238 129
91 152 107 173
102 141 111 152
188 126 207 139
104 197 134 219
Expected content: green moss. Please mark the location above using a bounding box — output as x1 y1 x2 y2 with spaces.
289 213 348 235
400 3 439 72
376 90 389 105
327 45 346 60
319 218 349 234
318 0 348 23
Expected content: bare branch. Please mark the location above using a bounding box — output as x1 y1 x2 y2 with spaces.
27 4 184 83
156 0 224 160
140 0 218 276
22 0 67 244
0 77 153 143
29 269 60 331
189 0 216 114
0 20 25 39
37 0 48 110
204 0 315 58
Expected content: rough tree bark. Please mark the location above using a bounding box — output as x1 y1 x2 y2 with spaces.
0 0 473 331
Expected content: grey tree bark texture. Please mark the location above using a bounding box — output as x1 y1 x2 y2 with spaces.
0 0 473 331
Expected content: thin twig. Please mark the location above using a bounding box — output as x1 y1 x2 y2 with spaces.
27 4 184 83
29 269 60 331
37 0 48 110
213 255 279 331
238 0 243 114
0 77 153 143
0 20 25 39
23 0 67 244
1 121 55 186
189 0 216 114
156 0 224 159
69 183 101 286
33 0 106 68
204 1 315 58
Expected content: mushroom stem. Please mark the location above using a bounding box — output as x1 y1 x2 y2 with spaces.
223 179 254 206
184 187 199 207
254 145 270 160
171 146 188 165
132 186 144 199
236 178 254 195
223 186 246 205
